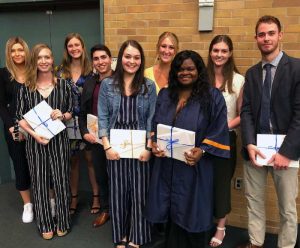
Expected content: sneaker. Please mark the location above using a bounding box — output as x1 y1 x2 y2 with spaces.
50 198 55 218
22 203 33 223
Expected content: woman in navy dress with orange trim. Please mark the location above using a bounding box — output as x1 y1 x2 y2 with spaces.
144 50 230 248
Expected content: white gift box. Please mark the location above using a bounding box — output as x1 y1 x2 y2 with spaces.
157 124 195 162
87 114 103 145
66 116 82 139
23 100 66 140
256 134 299 168
110 129 146 159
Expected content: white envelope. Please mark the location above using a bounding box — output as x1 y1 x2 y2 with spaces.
66 116 82 139
157 124 195 162
23 100 66 140
87 114 103 145
256 134 299 168
110 129 146 159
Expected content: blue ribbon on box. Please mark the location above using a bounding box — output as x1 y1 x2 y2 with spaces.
258 134 280 152
33 107 55 136
66 117 80 138
157 126 194 158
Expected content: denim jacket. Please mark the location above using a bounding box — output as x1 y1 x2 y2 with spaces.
98 77 157 139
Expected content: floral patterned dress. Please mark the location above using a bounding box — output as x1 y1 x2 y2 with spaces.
56 66 91 155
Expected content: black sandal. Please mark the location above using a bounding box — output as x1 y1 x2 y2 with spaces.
90 194 100 214
70 194 78 215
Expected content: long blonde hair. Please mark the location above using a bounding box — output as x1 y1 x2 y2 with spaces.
25 43 55 91
60 33 91 78
155 31 179 63
5 37 30 81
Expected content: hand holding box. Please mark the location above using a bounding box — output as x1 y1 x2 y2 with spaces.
256 134 299 168
110 129 146 159
87 114 102 145
23 100 66 140
157 124 195 162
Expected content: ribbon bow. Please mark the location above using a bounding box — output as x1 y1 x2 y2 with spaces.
157 126 193 158
259 135 280 152
120 139 132 149
33 107 54 137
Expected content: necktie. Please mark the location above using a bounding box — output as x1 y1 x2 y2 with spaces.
259 63 272 133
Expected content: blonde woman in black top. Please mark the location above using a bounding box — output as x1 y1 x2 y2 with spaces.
0 37 32 223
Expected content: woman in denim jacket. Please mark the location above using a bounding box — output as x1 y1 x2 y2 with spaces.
98 40 156 248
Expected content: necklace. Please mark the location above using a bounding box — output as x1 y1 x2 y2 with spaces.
37 84 53 91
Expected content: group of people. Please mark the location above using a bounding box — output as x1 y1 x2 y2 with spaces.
0 14 299 248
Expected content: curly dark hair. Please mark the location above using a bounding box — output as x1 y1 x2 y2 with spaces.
168 50 212 114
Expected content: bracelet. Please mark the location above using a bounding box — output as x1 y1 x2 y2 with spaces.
13 122 19 141
104 146 112 152
145 146 152 152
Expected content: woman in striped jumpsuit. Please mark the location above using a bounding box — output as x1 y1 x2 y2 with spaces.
98 40 156 248
16 44 73 240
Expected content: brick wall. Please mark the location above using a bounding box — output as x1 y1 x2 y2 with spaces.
103 0 300 233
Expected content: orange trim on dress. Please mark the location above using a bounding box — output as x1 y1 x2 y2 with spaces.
202 138 230 151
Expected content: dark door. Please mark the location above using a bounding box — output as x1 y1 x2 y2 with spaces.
0 0 101 183
0 0 101 65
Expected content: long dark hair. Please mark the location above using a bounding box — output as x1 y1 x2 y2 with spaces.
168 50 212 113
113 40 147 95
207 35 239 93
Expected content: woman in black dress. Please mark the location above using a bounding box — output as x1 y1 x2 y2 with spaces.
17 44 73 240
0 37 32 223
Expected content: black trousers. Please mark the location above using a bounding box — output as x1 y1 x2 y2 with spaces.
4 126 30 191
212 131 237 218
91 143 109 212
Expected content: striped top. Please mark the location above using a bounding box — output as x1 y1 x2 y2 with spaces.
115 95 138 130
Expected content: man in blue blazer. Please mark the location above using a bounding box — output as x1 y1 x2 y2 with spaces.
239 15 300 248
